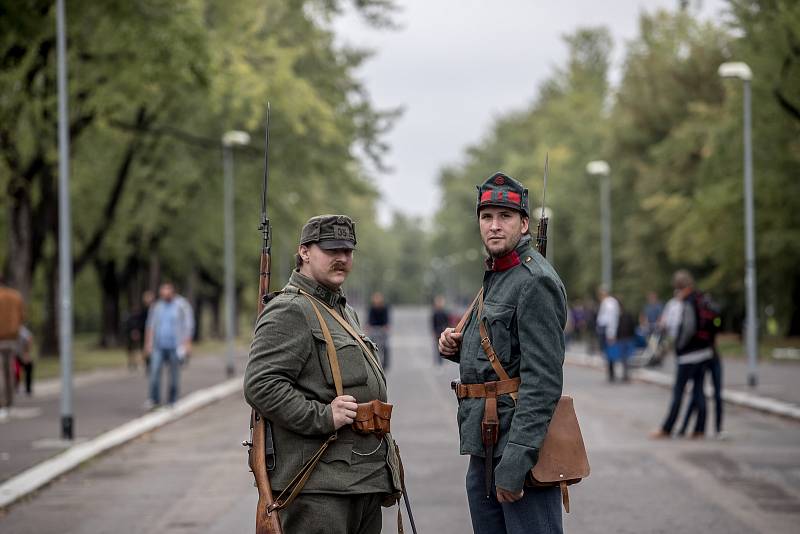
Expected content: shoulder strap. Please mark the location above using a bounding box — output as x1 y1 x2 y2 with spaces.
454 288 483 334
476 292 518 402
304 295 344 396
298 289 383 375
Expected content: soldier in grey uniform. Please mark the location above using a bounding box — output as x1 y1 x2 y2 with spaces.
439 173 567 534
245 215 401 534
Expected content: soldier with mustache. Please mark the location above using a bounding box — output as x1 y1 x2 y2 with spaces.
245 214 402 534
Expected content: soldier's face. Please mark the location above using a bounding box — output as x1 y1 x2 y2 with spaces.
478 207 529 258
299 244 353 289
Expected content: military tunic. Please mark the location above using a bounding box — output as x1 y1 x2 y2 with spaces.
447 235 567 493
244 271 401 501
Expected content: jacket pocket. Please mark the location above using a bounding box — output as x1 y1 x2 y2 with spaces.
479 301 515 364
312 330 369 388
304 438 353 466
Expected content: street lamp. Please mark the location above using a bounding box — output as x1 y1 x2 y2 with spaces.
222 130 250 378
719 61 758 388
586 160 612 291
56 0 74 441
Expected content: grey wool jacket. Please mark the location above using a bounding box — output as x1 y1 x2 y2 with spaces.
445 235 567 492
244 271 401 498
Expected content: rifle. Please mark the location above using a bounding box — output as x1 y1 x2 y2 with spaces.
243 103 283 534
535 153 549 257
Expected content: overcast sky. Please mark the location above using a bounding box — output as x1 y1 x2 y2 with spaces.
333 0 727 225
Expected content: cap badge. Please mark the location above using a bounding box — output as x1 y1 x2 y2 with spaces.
494 175 505 185
333 224 352 240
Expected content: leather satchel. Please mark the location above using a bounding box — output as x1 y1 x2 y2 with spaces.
453 289 590 512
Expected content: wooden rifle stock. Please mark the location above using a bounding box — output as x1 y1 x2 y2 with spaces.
248 251 283 534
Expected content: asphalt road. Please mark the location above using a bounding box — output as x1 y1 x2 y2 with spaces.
1 307 799 533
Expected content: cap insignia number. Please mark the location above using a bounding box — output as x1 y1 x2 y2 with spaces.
333 225 351 240
494 175 505 185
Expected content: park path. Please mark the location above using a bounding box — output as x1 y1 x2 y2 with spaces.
1 307 799 533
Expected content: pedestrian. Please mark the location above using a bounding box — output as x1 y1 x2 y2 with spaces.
244 215 402 534
613 301 637 382
0 275 25 408
651 270 715 439
14 325 34 396
596 286 621 382
431 295 450 366
123 290 155 371
367 291 391 371
639 291 663 338
438 172 567 534
144 282 194 408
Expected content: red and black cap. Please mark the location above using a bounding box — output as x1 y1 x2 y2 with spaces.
476 172 529 217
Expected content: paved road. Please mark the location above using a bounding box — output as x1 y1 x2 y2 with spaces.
0 347 248 483
2 307 799 533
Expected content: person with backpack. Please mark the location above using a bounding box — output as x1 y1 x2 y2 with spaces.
651 270 717 439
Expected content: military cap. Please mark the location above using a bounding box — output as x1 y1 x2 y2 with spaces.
476 172 529 217
300 214 357 250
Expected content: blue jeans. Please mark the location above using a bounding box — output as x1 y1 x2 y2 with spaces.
661 361 706 434
149 348 180 405
466 455 563 534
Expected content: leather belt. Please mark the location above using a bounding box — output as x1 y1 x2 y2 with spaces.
452 377 520 399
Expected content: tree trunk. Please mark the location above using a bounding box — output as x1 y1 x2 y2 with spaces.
6 191 34 301
789 272 800 336
210 292 221 339
96 259 121 348
41 257 59 357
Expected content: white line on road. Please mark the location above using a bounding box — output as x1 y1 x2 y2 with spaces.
0 376 243 510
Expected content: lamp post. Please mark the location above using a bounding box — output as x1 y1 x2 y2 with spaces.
56 0 74 441
222 130 250 378
587 161 612 291
719 61 758 388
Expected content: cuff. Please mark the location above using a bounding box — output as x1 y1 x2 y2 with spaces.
322 404 336 434
494 442 539 493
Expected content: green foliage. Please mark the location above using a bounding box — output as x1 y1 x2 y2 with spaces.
431 4 800 334
0 0 401 347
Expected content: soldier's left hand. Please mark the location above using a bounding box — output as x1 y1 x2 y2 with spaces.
496 486 524 503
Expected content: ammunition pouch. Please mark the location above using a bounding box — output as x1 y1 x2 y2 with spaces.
352 399 393 435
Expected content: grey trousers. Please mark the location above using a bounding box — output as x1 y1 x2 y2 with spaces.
466 455 563 534
280 492 383 534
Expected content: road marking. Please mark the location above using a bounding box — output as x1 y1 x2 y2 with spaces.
0 376 242 510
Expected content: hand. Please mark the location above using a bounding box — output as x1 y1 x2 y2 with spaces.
330 395 358 430
496 486 524 503
182 339 192 356
438 328 463 356
144 341 153 355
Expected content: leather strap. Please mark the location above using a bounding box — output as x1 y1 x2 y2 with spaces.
305 295 344 396
454 288 483 334
454 377 520 399
477 293 518 402
268 434 338 513
560 481 570 513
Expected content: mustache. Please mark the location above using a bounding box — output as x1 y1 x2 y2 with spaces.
330 262 349 272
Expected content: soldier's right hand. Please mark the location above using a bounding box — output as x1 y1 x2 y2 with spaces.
331 395 359 430
438 327 462 356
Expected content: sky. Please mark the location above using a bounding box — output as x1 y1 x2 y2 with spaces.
333 0 728 225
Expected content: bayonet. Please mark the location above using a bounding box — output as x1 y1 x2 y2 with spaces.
535 153 549 258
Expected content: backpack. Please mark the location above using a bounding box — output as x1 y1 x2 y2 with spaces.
692 291 721 346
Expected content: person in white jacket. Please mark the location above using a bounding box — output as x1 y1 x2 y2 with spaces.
596 286 621 382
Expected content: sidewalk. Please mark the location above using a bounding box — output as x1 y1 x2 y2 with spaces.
567 342 800 420
0 349 247 486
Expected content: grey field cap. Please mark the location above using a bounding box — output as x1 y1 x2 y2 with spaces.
299 214 357 250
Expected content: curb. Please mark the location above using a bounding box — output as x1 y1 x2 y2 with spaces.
0 376 243 510
566 352 800 421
